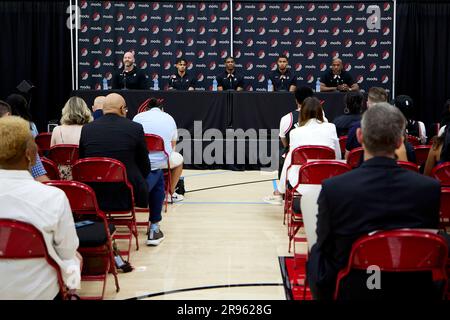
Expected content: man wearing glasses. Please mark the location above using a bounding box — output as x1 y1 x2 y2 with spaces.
79 93 166 246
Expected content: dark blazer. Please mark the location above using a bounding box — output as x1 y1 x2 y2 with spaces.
307 156 441 299
79 113 151 208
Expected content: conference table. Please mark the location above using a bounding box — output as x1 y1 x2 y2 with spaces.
73 90 349 169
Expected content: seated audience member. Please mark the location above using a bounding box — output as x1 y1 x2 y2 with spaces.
345 88 416 164
50 96 92 179
265 97 340 204
332 91 363 137
6 93 38 135
307 103 441 300
0 116 81 299
133 98 184 202
393 95 427 144
278 86 315 178
2 98 49 182
424 126 450 176
51 97 92 146
92 95 105 120
79 93 165 246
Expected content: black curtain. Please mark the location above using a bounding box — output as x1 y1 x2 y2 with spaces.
396 1 450 129
0 1 72 131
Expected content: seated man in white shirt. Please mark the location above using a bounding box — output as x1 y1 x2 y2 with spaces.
0 116 81 299
133 98 184 202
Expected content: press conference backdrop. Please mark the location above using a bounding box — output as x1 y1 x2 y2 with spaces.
77 1 394 92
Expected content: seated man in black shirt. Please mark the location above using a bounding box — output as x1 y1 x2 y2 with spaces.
111 51 149 90
320 58 359 92
168 58 196 91
267 55 297 92
216 56 244 91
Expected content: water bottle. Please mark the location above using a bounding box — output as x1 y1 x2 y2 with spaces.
102 77 108 90
212 77 218 91
315 78 321 92
267 79 273 92
153 77 159 91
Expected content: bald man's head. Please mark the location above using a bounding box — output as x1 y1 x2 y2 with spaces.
93 96 106 112
102 93 127 117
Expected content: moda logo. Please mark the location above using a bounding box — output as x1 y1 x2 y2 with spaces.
151 49 159 58
140 60 147 69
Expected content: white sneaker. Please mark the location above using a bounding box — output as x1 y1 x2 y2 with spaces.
263 194 283 205
168 192 184 203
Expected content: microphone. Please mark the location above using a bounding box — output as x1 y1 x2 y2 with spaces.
122 69 127 89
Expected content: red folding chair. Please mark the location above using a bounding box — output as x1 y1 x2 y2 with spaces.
406 134 421 146
339 136 347 159
288 160 351 253
0 219 70 299
414 145 431 168
283 145 335 225
35 132 52 156
334 230 449 300
44 181 120 300
440 187 450 231
346 147 364 169
72 157 139 261
431 162 450 187
145 134 171 212
41 157 61 180
48 144 79 180
397 160 419 172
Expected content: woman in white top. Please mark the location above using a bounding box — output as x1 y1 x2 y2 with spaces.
264 97 340 204
51 97 92 179
51 96 93 146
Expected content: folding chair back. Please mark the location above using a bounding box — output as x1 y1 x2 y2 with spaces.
406 134 421 146
397 160 419 172
334 230 449 300
298 160 351 185
346 147 364 169
72 157 138 260
145 134 171 212
43 181 120 299
440 187 450 231
0 219 67 299
41 157 61 180
290 145 335 166
35 132 52 156
431 162 450 187
414 145 431 168
48 144 79 166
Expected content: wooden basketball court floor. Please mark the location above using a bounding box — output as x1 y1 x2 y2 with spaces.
77 169 307 300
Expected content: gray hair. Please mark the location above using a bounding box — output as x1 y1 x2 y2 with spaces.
361 102 406 156
60 96 93 125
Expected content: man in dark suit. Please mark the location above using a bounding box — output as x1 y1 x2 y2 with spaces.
307 102 442 299
79 93 165 246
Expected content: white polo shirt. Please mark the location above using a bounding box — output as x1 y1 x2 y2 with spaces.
0 169 81 299
133 108 178 169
